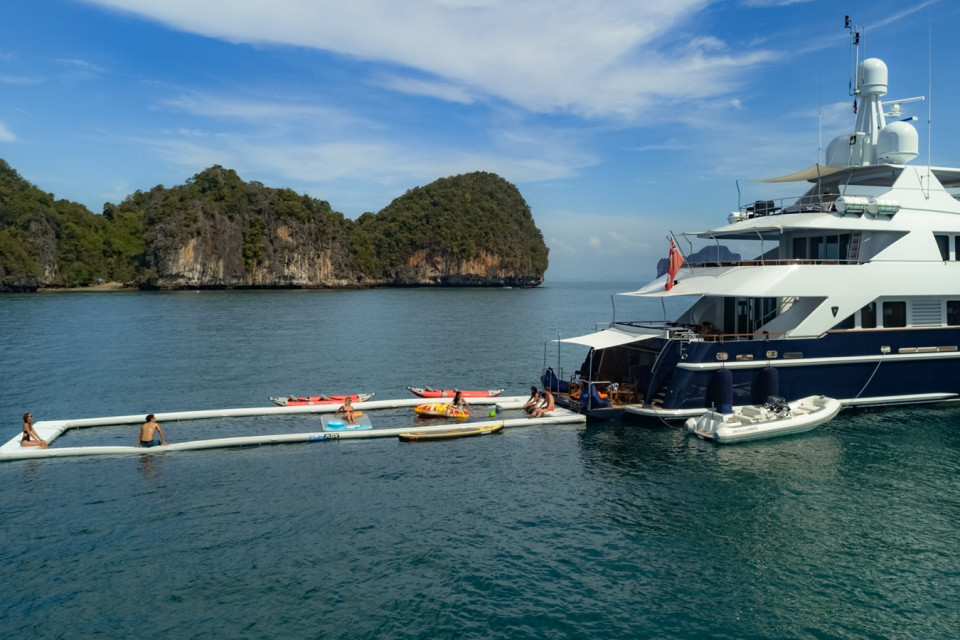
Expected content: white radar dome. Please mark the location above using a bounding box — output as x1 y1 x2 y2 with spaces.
826 134 854 166
858 58 888 96
877 121 919 164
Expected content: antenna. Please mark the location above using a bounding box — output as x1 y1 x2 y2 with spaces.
926 6 932 197
845 15 862 98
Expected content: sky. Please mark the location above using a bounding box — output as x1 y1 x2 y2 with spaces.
1 0 956 282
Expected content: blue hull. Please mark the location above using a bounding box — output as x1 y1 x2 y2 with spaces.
651 328 960 411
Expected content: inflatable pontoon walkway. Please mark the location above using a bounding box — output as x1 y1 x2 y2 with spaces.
1 396 586 462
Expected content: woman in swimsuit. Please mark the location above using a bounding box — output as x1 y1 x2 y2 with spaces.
334 397 357 424
523 386 540 414
21 413 48 449
451 390 471 412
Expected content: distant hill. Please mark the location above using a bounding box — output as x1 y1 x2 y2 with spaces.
656 244 741 277
0 162 548 291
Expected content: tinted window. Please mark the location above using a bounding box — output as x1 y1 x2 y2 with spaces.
861 302 877 328
936 234 950 261
948 301 960 326
882 301 907 328
833 314 855 330
792 237 807 260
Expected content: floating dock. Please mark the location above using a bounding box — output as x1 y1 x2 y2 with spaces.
1 396 585 462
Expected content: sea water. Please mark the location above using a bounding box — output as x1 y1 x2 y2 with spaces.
1 284 958 639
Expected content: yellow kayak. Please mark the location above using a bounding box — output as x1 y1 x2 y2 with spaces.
398 423 503 442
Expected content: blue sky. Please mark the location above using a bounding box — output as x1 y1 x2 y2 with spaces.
1 0 954 281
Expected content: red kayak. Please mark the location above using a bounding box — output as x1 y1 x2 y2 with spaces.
407 387 504 398
270 392 375 407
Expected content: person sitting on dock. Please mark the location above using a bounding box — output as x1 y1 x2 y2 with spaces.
20 412 48 449
334 397 358 424
523 386 541 414
137 414 168 447
531 390 555 418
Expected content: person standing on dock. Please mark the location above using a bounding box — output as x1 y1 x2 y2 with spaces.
20 413 48 449
137 414 168 447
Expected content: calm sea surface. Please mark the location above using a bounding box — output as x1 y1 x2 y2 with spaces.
1 283 959 639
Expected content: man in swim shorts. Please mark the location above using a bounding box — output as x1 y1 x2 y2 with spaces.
531 390 555 418
137 414 168 447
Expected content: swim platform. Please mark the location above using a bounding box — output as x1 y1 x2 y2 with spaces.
1 396 585 462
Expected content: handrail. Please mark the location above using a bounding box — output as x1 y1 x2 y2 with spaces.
686 258 863 267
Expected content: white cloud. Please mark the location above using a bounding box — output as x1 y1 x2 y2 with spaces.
0 122 15 141
80 0 776 118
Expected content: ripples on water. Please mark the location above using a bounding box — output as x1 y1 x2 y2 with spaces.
2 287 959 638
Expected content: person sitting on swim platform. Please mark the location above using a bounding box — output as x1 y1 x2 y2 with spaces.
523 386 541 414
137 414 168 447
334 397 358 424
531 390 555 418
20 412 48 449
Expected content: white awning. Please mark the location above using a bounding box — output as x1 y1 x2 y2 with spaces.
756 163 851 183
556 328 656 349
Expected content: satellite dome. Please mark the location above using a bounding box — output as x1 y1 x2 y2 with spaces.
877 121 918 164
858 58 888 96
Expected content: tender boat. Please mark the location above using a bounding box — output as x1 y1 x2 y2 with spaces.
270 392 375 407
406 387 504 398
398 423 504 442
413 402 470 420
543 32 960 422
685 396 842 444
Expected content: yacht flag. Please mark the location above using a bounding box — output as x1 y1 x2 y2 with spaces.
666 238 684 291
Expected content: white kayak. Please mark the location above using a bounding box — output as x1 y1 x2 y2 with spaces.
685 395 842 444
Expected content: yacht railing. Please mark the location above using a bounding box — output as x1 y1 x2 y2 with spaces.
613 321 788 343
738 193 839 218
686 257 862 267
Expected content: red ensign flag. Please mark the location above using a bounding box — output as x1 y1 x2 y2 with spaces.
666 239 684 291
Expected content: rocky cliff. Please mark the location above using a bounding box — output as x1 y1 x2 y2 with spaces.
0 161 549 291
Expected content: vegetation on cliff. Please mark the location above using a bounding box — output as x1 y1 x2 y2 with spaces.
0 160 143 290
0 161 549 291
352 171 548 283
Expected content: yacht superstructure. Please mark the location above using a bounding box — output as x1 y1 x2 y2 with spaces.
545 52 960 420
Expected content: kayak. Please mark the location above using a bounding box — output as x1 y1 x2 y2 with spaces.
399 423 504 442
269 392 375 407
413 402 470 420
406 387 504 398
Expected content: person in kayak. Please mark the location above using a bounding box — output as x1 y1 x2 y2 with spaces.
137 414 168 447
20 412 48 449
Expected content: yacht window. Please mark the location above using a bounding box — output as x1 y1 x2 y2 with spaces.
948 301 960 326
935 234 950 261
882 301 907 328
792 237 808 260
833 314 855 330
861 301 877 328
845 167 903 187
955 237 960 261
